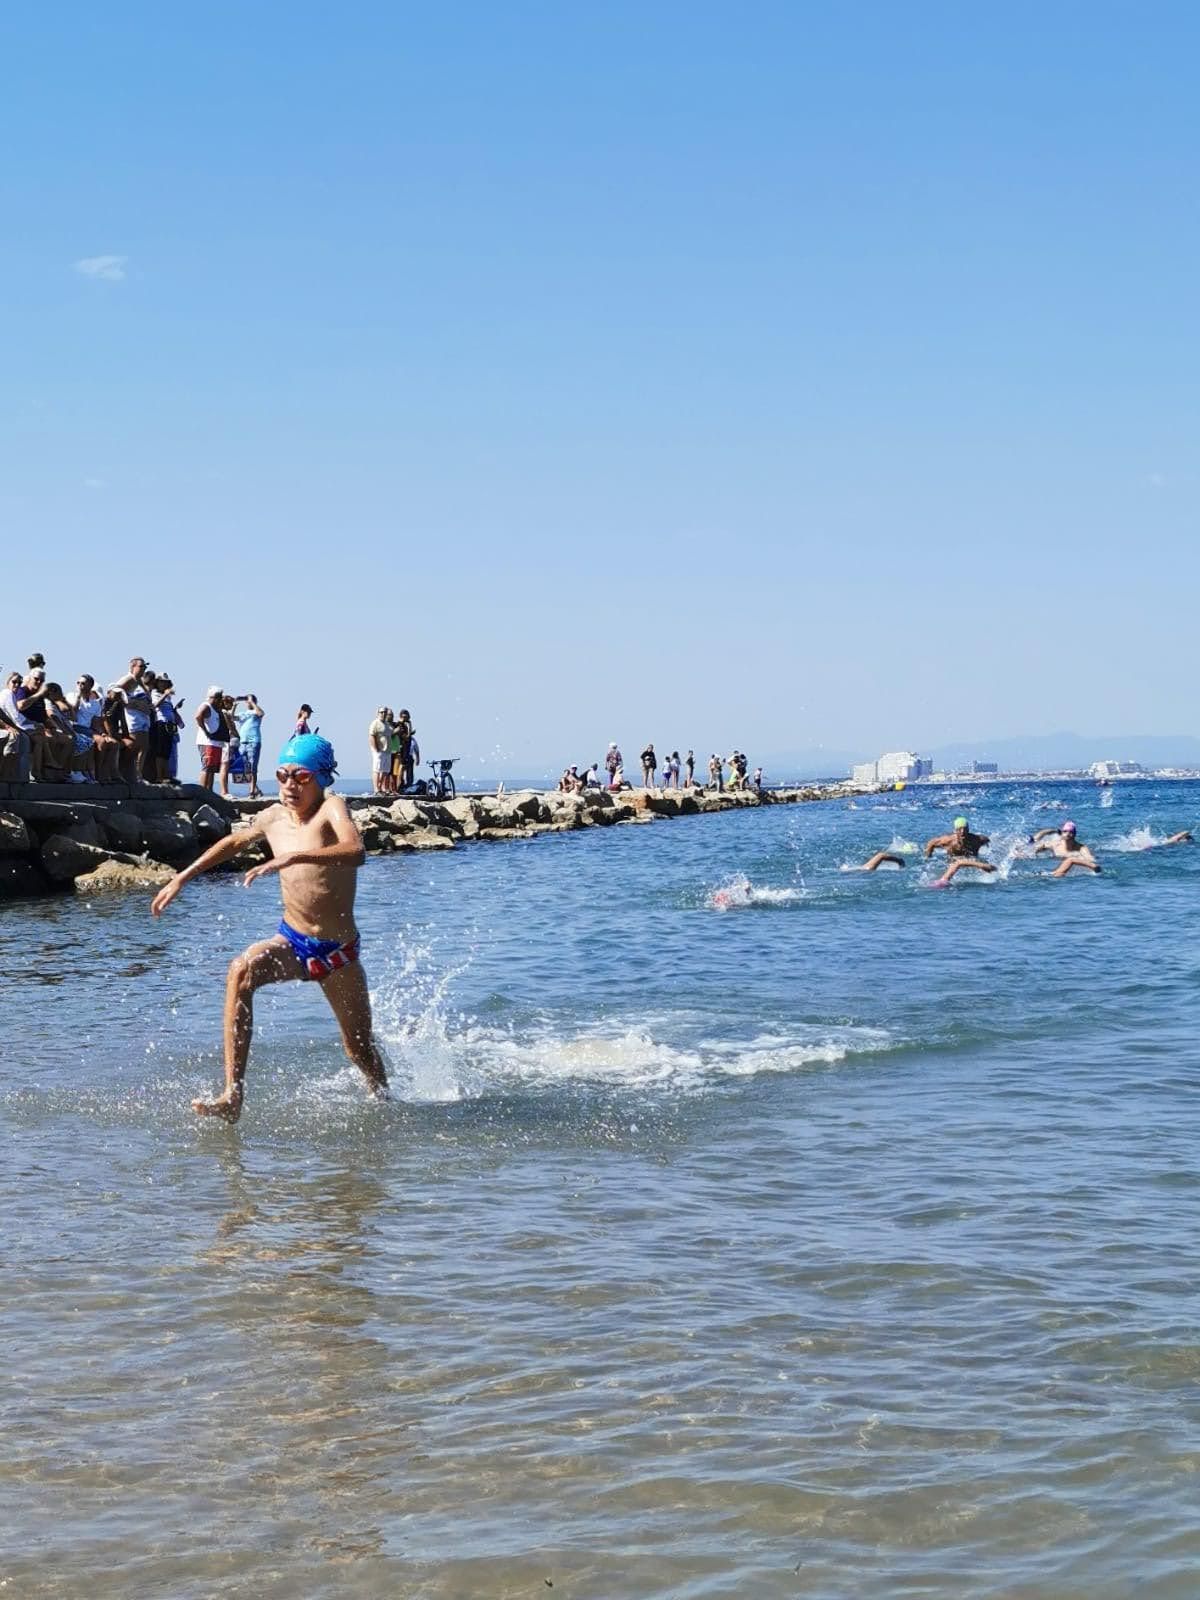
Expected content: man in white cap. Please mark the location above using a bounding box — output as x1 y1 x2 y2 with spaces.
194 685 228 791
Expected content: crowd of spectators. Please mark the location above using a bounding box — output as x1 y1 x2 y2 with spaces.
0 651 290 798
559 743 762 795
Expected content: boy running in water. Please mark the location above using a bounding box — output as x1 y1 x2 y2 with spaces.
150 733 389 1121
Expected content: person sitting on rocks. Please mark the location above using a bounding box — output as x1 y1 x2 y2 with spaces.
68 674 121 782
101 686 137 779
15 667 72 781
45 683 97 783
0 672 32 782
584 763 602 789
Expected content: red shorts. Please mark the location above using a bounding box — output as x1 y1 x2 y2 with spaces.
200 745 223 773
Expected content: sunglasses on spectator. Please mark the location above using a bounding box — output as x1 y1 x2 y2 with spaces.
275 767 315 786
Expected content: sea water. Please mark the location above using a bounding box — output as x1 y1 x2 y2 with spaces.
3 780 1199 1598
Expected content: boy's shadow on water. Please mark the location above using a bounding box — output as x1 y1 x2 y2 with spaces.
194 1147 405 1560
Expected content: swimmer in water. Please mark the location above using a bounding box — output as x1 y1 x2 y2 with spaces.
858 850 907 871
924 815 996 885
1162 831 1194 846
150 733 389 1121
1032 819 1100 876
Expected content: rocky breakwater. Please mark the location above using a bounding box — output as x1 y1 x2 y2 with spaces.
286 782 846 857
0 781 846 902
0 781 240 902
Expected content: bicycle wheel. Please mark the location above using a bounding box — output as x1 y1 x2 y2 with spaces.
443 772 456 799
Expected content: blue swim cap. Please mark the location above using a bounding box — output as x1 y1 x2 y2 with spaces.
277 733 337 788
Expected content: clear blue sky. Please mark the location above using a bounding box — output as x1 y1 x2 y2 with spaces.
3 2 1196 777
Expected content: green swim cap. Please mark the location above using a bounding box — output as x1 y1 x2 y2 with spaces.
953 816 968 829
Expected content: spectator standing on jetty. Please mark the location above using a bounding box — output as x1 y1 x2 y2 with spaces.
396 709 415 788
218 695 241 799
640 742 657 787
685 750 695 786
368 707 392 794
236 693 265 797
708 753 723 791
112 658 152 782
752 765 764 794
294 703 313 736
195 686 228 792
606 742 622 782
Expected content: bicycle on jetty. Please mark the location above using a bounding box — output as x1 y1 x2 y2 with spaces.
426 758 457 801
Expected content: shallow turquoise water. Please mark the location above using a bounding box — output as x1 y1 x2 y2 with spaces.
3 780 1199 1597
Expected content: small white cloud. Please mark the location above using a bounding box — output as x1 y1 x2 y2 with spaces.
83 477 106 490
1147 472 1167 489
74 254 128 282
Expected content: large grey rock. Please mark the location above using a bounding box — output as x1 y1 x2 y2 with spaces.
62 819 106 849
141 814 197 862
389 799 430 828
172 785 239 819
191 804 231 845
0 857 50 899
0 811 32 854
74 857 175 894
40 835 119 884
511 791 543 822
100 809 145 852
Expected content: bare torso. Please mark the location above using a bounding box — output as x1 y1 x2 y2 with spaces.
259 800 360 939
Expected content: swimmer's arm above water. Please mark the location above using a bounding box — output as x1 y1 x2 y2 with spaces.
150 814 270 915
924 833 954 858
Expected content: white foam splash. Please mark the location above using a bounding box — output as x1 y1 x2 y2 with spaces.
378 1018 894 1096
709 874 806 909
1108 825 1165 852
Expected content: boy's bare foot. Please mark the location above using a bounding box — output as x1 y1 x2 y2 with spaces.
192 1091 243 1123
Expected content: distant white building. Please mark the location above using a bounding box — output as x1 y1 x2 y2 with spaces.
850 750 933 787
1089 759 1146 780
970 760 998 776
876 750 927 784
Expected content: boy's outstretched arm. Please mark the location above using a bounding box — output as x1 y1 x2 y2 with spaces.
151 815 268 915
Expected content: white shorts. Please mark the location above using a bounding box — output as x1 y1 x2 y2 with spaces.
372 751 391 775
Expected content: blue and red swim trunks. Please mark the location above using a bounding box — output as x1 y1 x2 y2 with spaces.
278 919 361 981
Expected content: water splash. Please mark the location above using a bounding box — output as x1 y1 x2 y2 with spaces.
1108 825 1165 852
709 874 806 909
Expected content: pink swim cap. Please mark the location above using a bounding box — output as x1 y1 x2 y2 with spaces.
1062 820 1077 834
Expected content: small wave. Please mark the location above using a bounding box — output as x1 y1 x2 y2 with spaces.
1100 788 1114 809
